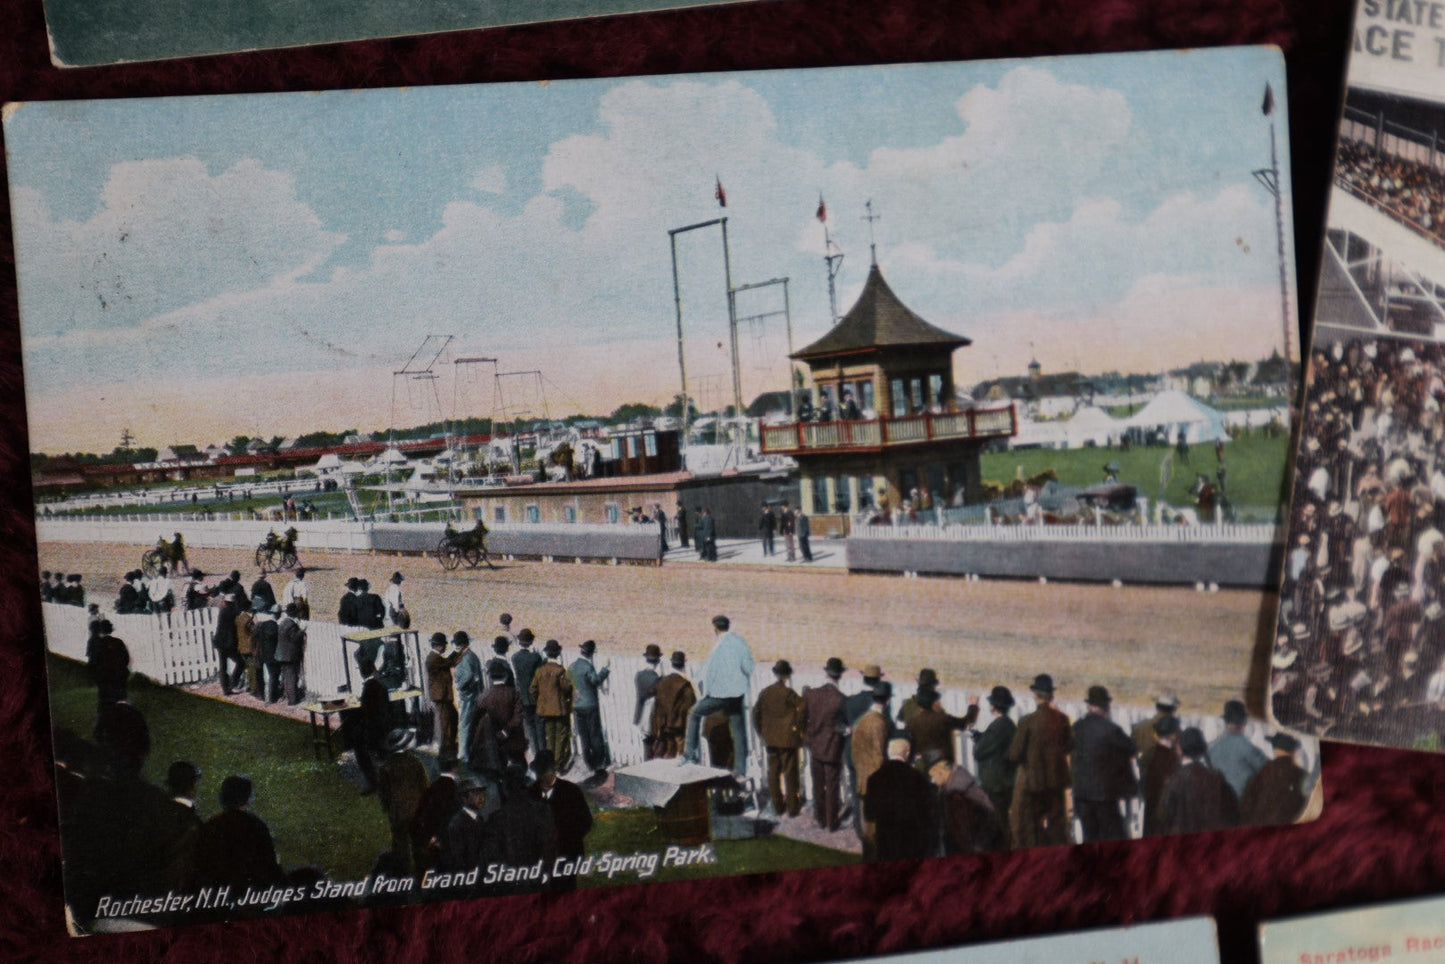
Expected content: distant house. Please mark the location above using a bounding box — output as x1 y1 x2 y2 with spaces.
974 362 1093 419
156 444 202 463
1165 361 1228 398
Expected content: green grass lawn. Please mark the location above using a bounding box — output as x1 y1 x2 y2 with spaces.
980 434 1289 519
49 654 391 881
48 655 855 899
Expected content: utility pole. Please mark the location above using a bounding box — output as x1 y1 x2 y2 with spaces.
733 277 794 417
669 216 741 434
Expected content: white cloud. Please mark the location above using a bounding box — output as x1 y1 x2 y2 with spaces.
470 164 507 195
14 158 345 347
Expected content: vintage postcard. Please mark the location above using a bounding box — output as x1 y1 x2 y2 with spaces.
41 0 764 68
1269 0 1445 751
6 48 1317 932
860 917 1220 964
1259 894 1445 963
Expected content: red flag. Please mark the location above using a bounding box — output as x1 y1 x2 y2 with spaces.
715 177 727 208
1262 83 1274 116
816 194 827 223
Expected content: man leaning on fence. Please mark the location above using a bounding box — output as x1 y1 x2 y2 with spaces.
681 615 753 774
212 583 245 696
531 640 575 774
275 603 307 706
426 633 464 766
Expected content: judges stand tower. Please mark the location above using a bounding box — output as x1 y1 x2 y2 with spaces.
759 207 1015 537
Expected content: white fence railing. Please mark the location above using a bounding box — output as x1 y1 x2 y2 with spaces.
44 601 1313 840
37 517 656 553
852 521 1281 544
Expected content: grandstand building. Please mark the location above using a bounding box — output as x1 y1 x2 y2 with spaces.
1323 88 1445 337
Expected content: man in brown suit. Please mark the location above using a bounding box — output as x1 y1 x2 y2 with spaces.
905 687 979 766
530 639 575 773
850 681 892 859
425 632 463 766
752 660 806 818
235 603 259 697
650 652 696 758
1006 673 1073 847
802 657 848 832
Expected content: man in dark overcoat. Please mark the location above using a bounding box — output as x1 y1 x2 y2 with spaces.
1160 727 1239 834
1239 732 1308 826
864 738 936 861
531 750 592 892
802 657 848 831
1070 684 1138 842
970 685 1017 844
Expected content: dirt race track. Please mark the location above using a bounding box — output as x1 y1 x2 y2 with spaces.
38 541 1278 712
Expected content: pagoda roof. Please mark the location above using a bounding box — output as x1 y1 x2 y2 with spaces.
793 264 970 361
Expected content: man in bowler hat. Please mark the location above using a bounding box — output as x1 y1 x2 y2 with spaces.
1070 684 1137 842
1007 673 1073 847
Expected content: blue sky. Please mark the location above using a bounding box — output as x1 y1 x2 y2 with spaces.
5 47 1294 451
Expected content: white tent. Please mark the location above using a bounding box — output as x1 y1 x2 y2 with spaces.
1059 405 1121 448
1123 390 1229 444
371 447 410 467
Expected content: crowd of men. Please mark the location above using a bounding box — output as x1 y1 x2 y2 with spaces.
56 554 1316 926
756 501 813 562
40 570 87 606
711 652 1312 860
1275 335 1445 745
1336 137 1445 246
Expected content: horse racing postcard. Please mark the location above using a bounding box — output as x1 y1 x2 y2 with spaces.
4 48 1319 933
862 916 1220 964
41 0 764 67
1259 894 1445 963
1269 0 1445 753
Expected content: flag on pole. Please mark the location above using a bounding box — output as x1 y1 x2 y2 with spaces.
1262 83 1274 116
816 194 827 223
715 177 727 208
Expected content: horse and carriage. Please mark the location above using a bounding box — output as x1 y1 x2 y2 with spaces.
255 526 302 574
141 532 190 576
435 520 494 570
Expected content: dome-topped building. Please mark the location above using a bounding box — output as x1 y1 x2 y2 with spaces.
760 264 1015 535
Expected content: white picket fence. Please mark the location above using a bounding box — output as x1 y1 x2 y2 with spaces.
43 601 1315 840
853 521 1281 545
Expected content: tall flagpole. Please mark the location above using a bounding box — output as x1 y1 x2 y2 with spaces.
1253 83 1295 409
819 193 843 324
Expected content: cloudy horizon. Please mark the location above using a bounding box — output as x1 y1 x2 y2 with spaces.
5 48 1295 453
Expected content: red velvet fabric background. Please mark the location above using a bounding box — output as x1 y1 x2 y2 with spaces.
4 0 1444 960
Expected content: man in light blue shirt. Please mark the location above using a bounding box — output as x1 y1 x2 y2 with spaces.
453 632 483 762
682 615 755 774
1208 699 1267 798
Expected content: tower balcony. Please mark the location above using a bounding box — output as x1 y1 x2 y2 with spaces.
759 403 1016 456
